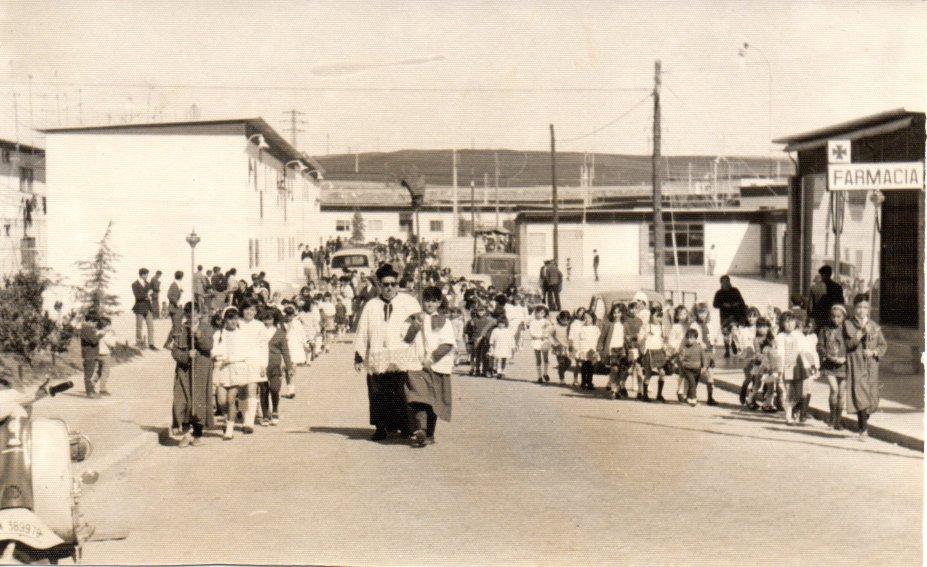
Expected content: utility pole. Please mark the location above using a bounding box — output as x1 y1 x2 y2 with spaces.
77 88 83 125
483 172 489 206
326 133 330 155
282 109 305 148
27 75 33 145
652 59 665 293
494 151 500 230
470 176 477 270
452 149 459 237
550 124 559 265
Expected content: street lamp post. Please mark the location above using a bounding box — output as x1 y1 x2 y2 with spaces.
185 229 201 353
401 179 426 302
739 42 773 178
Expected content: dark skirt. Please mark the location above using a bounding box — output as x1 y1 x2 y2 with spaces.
405 369 453 422
642 350 667 372
367 372 410 431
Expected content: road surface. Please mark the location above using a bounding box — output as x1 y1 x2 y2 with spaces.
79 338 922 566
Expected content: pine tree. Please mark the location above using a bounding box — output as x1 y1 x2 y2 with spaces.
351 210 365 243
75 221 122 318
0 271 56 370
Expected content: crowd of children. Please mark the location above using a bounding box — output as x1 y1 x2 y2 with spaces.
451 284 886 439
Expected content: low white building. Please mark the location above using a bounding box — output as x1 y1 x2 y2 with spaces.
0 139 46 277
515 208 787 284
42 118 322 308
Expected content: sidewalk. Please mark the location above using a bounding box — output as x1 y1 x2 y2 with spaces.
32 319 177 477
711 363 924 452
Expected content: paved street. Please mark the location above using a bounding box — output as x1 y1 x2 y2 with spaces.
76 338 922 566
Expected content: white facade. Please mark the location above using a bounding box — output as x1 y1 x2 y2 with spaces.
518 215 783 285
0 142 46 278
44 120 321 309
318 209 517 244
803 173 880 283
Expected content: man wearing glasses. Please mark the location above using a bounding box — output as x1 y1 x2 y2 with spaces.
353 264 422 441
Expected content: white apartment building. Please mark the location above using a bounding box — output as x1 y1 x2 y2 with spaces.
42 118 322 308
0 139 46 277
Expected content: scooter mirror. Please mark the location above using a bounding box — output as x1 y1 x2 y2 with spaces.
81 469 99 485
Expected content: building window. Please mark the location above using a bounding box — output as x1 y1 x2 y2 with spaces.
430 220 444 232
399 213 413 233
1 149 10 163
335 220 351 232
649 222 705 266
368 219 383 230
19 167 33 192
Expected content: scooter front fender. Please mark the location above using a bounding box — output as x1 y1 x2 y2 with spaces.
0 508 65 550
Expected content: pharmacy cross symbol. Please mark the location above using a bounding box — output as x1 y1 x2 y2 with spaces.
831 144 848 161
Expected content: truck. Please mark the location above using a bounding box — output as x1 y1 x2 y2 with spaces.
438 237 520 290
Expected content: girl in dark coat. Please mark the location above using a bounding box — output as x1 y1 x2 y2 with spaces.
259 308 292 426
171 304 215 447
844 297 887 440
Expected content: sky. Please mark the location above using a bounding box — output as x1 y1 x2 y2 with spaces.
0 0 924 158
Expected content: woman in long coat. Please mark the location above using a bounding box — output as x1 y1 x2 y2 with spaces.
844 297 887 440
171 305 216 447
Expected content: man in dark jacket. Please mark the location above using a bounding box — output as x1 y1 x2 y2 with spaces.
546 261 563 311
132 268 156 350
712 275 747 358
809 265 845 328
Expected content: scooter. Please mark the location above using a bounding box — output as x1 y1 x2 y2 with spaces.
0 379 96 564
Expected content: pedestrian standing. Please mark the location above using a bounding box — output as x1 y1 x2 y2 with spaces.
844 297 887 440
171 304 215 447
551 311 572 384
353 264 422 441
132 268 157 350
548 261 563 311
150 270 163 319
488 318 516 379
603 303 628 399
404 286 456 447
641 307 669 402
164 271 184 349
192 265 206 312
706 245 717 276
819 304 849 429
528 305 553 383
574 312 601 390
79 313 103 398
667 305 690 402
689 304 718 406
679 328 711 406
772 311 809 425
593 250 600 282
259 308 292 427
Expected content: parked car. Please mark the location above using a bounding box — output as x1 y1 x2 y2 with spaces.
329 247 376 278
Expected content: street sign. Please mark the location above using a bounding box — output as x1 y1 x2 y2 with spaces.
827 140 851 164
828 161 925 191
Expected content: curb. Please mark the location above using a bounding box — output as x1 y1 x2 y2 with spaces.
711 376 924 453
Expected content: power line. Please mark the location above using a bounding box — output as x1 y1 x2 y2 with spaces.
558 93 652 143
0 80 651 94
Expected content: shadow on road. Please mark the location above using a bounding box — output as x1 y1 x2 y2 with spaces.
308 426 411 445
578 415 921 460
120 419 174 446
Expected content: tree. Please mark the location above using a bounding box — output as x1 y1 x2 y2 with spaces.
75 221 122 319
351 210 365 243
0 271 56 367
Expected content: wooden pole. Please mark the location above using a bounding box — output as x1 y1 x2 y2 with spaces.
652 60 665 293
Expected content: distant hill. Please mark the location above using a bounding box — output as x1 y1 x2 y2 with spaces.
312 149 793 188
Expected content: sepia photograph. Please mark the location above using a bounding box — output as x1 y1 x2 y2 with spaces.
0 1 923 565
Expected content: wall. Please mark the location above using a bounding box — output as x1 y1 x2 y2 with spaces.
705 223 762 275
0 147 47 278
46 133 252 309
802 173 881 284
318 209 517 243
519 222 640 284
